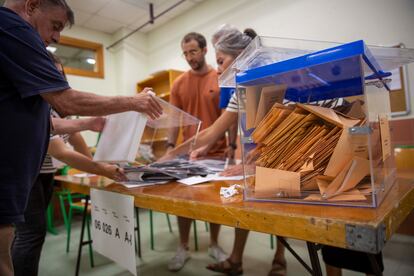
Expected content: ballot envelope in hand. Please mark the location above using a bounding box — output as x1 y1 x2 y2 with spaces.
93 98 201 163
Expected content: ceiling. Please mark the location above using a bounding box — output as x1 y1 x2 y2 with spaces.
66 0 205 34
0 0 204 34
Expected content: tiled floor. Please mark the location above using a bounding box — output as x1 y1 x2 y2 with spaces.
40 209 414 275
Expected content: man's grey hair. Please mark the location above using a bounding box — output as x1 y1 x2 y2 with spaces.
6 0 75 26
41 0 75 26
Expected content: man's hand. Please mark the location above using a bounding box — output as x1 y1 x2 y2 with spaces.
85 117 106 132
134 88 163 120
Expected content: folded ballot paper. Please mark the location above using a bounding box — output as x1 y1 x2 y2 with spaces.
93 111 147 163
94 97 201 163
250 100 376 202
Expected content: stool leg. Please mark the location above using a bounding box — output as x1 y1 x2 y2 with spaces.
86 216 95 267
135 207 142 258
150 210 154 250
193 220 199 251
66 206 73 252
166 214 173 233
204 221 209 232
58 193 69 230
270 235 274 249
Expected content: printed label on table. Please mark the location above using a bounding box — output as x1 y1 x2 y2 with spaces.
91 189 136 275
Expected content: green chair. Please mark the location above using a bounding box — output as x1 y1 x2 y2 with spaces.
192 220 210 251
148 209 173 250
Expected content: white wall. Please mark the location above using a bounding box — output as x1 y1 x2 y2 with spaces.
147 0 414 118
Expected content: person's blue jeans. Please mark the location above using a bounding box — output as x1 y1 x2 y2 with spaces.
12 173 54 276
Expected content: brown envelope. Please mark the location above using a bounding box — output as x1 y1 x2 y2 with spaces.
324 157 370 199
325 129 353 177
255 166 300 197
305 189 367 201
325 124 370 177
346 100 366 119
245 86 262 129
297 103 345 127
254 85 286 127
322 158 352 197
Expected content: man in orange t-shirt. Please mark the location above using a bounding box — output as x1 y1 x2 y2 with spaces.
166 32 227 272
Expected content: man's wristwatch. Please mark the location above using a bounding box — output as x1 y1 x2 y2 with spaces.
228 143 237 150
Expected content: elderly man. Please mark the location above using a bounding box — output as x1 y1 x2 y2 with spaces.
0 1 161 275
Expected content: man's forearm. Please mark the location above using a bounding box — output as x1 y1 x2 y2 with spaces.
45 89 135 117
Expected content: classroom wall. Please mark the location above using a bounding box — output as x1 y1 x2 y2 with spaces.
147 0 414 119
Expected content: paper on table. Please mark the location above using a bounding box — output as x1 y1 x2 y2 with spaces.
94 111 147 163
73 173 97 178
119 181 169 188
178 174 244 185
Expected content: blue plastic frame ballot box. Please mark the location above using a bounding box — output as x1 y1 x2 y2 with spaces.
222 37 414 207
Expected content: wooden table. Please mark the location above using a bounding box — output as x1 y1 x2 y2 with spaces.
55 170 414 276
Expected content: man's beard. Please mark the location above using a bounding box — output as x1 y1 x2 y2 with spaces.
189 59 205 71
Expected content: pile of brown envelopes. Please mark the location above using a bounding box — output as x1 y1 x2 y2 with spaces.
251 102 373 202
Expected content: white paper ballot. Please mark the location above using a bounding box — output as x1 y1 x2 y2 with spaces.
178 174 244 185
94 111 147 163
91 189 136 275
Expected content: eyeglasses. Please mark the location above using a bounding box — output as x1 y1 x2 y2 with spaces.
182 48 202 58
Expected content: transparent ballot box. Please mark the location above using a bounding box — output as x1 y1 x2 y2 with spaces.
94 97 201 164
140 98 201 161
227 38 414 207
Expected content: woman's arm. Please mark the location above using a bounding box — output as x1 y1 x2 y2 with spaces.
48 138 125 181
68 132 92 159
162 111 238 160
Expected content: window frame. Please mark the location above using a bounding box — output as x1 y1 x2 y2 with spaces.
57 36 105 79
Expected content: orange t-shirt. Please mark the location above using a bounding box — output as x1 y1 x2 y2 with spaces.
170 68 226 155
